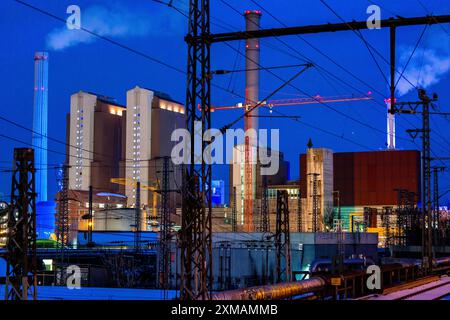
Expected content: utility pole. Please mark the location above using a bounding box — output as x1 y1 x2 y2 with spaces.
432 166 445 245
180 0 212 300
297 190 302 232
184 4 450 299
309 173 320 232
382 206 394 249
275 190 291 283
260 175 269 232
5 148 37 300
158 157 171 296
333 191 344 259
395 189 408 246
87 185 93 247
395 89 438 273
231 186 237 232
56 164 70 285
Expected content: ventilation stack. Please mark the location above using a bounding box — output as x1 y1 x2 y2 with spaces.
32 52 49 202
385 98 396 150
243 10 262 232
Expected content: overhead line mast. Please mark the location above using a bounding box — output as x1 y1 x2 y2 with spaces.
183 2 450 298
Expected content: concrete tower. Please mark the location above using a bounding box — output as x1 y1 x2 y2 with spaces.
243 10 261 231
386 98 396 149
32 52 49 202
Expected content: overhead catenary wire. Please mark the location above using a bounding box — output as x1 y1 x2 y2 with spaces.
10 1 450 164
319 0 420 91
9 0 388 159
394 24 429 89
246 0 450 154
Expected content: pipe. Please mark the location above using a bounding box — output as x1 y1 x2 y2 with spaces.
433 257 450 267
211 277 326 300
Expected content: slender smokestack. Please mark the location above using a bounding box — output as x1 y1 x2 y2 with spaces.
243 10 262 232
244 10 261 135
32 52 49 202
386 98 396 149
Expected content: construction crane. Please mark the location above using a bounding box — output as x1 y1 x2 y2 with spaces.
204 93 373 111
215 92 373 232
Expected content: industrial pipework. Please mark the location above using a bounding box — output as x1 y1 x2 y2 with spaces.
211 277 326 300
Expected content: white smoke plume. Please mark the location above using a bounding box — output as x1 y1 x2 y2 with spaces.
46 3 184 50
396 30 450 96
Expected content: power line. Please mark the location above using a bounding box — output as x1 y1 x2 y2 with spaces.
152 0 386 149
319 0 418 90
394 24 429 89
246 0 450 154
12 0 450 158
416 0 450 36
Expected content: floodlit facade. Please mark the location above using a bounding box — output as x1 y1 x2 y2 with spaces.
125 87 154 206
122 86 185 210
230 145 289 228
299 147 334 232
67 91 125 193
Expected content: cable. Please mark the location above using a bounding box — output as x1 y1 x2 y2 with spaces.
152 0 383 149
394 24 429 89
416 0 450 36
319 0 418 91
247 0 450 154
212 63 311 74
355 28 390 87
12 1 450 165
220 64 313 131
220 40 388 142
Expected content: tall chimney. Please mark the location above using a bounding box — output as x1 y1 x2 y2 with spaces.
386 98 396 150
32 52 49 202
243 10 261 231
244 10 261 135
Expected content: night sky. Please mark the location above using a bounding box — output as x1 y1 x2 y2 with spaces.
0 0 449 205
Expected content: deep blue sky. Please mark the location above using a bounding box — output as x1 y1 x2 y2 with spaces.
0 0 449 205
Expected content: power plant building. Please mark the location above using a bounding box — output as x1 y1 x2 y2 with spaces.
300 148 421 245
230 146 290 229
67 91 125 193
121 87 185 209
64 87 185 241
299 147 334 232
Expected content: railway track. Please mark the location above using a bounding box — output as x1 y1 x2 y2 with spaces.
361 276 450 300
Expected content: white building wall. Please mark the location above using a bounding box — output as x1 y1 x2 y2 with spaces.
68 92 97 191
232 145 281 228
125 87 153 207
232 145 245 225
